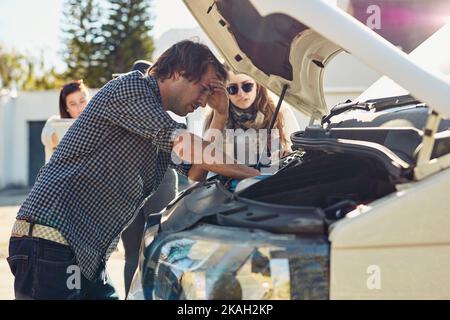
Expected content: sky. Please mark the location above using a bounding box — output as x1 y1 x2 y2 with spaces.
0 0 199 71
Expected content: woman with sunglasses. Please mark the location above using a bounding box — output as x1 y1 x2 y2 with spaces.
41 80 90 162
203 68 299 166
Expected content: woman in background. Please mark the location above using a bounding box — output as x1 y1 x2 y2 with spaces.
203 67 299 166
41 80 90 162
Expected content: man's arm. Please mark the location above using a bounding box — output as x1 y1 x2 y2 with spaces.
187 111 231 181
172 131 259 182
203 79 229 140
185 79 237 182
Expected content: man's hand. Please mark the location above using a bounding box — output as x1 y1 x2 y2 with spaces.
188 162 260 182
203 79 229 142
207 79 229 118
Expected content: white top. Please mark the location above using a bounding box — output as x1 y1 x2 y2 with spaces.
280 104 301 145
41 115 75 163
203 104 300 166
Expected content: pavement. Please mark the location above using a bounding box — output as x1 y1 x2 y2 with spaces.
0 188 126 300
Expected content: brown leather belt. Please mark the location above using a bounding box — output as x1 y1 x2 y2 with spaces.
11 219 69 246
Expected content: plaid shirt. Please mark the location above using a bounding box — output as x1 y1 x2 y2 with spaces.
17 72 190 280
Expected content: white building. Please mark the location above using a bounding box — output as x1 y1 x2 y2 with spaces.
0 90 60 189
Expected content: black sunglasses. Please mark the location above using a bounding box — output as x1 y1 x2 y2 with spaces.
226 82 255 95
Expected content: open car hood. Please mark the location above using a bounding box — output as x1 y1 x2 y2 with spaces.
183 0 342 119
183 0 450 120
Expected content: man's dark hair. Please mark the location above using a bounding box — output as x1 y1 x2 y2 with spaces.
149 40 228 83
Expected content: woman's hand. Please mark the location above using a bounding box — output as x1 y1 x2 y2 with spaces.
280 147 291 158
51 133 59 149
207 79 229 118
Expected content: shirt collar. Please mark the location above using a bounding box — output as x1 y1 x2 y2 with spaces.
145 75 163 106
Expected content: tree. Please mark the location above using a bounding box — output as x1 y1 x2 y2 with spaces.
101 0 155 77
0 45 26 89
62 0 105 87
21 52 66 91
0 45 64 90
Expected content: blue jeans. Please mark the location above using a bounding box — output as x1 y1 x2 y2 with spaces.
7 236 119 300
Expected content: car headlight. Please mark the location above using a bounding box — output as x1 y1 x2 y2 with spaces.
141 224 329 300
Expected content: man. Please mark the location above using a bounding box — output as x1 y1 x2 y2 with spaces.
7 40 259 299
119 59 180 297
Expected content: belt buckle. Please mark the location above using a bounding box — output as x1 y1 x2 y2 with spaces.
28 222 35 237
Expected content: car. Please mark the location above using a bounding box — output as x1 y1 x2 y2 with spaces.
127 0 450 299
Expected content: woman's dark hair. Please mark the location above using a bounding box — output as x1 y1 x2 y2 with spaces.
132 60 152 74
59 80 88 118
149 40 228 83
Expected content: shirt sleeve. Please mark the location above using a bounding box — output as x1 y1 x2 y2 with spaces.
41 116 57 146
103 85 186 153
169 161 192 177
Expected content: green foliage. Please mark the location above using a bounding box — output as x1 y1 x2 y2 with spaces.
0 45 64 90
2 0 155 90
62 0 155 88
101 0 155 75
0 45 25 89
62 0 105 87
22 56 66 91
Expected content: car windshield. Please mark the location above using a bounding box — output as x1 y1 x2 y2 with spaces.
358 21 450 102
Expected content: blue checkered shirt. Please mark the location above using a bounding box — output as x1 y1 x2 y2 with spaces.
17 72 190 280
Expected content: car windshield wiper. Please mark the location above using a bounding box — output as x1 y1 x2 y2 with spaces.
364 94 422 111
321 94 423 126
321 100 370 125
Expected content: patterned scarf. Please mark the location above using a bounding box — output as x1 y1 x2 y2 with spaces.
226 102 273 165
227 102 267 130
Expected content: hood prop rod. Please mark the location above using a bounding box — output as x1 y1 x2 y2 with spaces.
256 84 289 170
